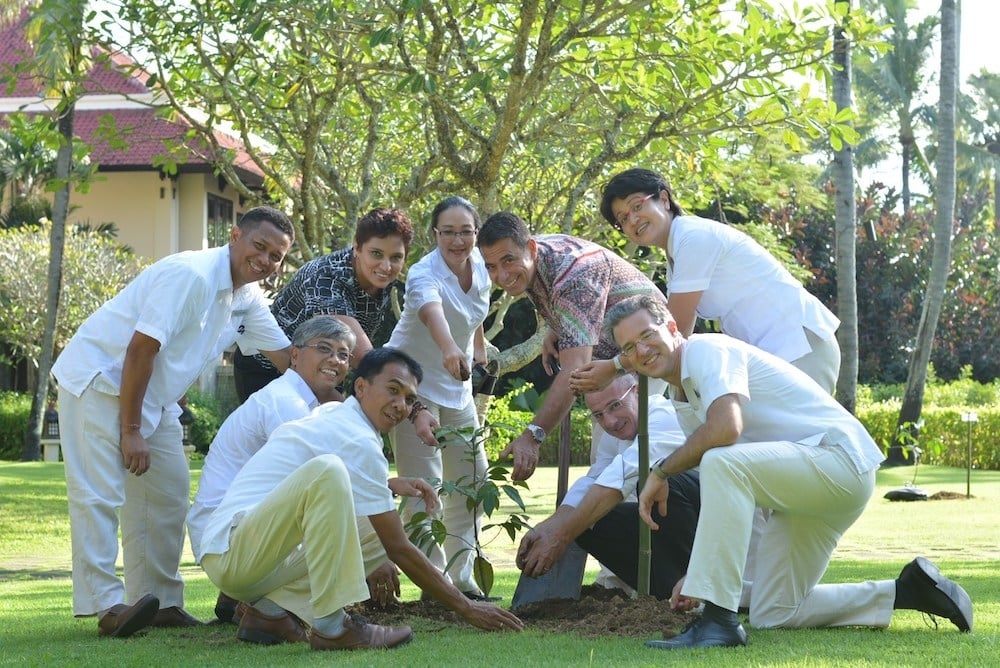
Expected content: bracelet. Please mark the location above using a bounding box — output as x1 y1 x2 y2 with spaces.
121 423 141 433
650 457 669 480
408 400 427 423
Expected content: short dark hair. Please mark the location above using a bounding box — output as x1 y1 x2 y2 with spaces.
353 346 423 390
292 315 356 350
355 207 415 251
599 168 683 228
430 196 480 231
603 294 673 345
477 211 531 250
238 205 295 242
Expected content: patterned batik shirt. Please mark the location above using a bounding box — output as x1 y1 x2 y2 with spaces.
526 234 667 361
254 247 398 369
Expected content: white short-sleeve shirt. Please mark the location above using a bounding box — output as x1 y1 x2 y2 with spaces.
673 334 884 475
200 397 394 558
561 394 687 508
387 248 491 408
187 369 321 562
666 215 839 363
52 245 289 434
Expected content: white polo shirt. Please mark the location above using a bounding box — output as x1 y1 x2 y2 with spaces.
53 245 289 434
666 215 839 363
673 334 884 475
387 248 490 409
187 369 321 562
562 394 687 508
200 397 395 559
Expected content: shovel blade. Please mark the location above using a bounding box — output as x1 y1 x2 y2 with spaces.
510 542 589 611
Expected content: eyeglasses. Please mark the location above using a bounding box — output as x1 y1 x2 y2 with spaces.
620 328 660 359
613 193 657 231
436 229 477 239
589 384 637 423
299 343 352 362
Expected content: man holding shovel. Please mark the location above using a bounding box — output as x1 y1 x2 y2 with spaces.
514 373 700 601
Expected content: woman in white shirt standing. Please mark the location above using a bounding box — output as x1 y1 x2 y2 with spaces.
573 167 841 395
387 196 493 600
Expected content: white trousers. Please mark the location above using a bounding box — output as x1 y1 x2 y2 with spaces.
58 382 188 616
792 327 842 395
392 396 486 592
683 440 895 628
201 455 387 622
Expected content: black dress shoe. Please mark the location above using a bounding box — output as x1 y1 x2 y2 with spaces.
150 606 203 627
214 592 240 624
896 557 973 632
645 614 748 650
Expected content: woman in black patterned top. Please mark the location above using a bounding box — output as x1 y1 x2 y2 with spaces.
233 207 414 402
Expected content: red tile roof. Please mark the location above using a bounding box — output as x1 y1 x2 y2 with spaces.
1 11 264 186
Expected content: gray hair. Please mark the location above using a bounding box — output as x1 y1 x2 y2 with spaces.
292 316 356 350
602 295 672 347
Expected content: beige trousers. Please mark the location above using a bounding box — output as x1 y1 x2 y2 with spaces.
201 455 387 622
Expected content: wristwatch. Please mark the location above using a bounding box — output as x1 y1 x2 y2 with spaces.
612 354 626 374
526 424 546 443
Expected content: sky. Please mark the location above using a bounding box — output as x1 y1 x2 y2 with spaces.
860 0 999 192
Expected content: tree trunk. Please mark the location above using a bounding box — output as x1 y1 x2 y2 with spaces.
22 102 74 461
832 0 858 412
888 0 958 465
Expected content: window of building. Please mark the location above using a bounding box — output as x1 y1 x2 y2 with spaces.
207 194 234 248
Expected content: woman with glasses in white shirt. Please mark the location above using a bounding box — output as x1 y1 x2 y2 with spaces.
387 196 495 600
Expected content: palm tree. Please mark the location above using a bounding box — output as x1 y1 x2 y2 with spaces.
1 1 90 460
962 72 1000 226
890 0 958 465
856 0 938 215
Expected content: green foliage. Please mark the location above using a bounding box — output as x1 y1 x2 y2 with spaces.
0 392 32 460
0 222 146 366
185 388 224 454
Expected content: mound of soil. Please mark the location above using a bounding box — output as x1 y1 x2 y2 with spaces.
354 585 691 639
928 490 970 500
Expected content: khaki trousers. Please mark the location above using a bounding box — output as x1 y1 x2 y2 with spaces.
201 455 386 622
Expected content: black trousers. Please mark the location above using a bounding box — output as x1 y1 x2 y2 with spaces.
232 347 281 404
575 469 700 600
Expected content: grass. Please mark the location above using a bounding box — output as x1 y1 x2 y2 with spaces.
1 461 999 667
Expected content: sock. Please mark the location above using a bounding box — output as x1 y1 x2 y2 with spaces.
250 597 285 617
312 608 348 637
702 602 739 625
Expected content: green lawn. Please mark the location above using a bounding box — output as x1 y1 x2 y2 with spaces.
1 461 998 667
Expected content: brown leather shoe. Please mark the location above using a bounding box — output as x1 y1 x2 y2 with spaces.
236 604 309 645
309 615 413 651
98 594 160 638
150 606 203 628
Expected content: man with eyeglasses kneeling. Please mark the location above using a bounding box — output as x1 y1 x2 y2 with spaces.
515 372 700 600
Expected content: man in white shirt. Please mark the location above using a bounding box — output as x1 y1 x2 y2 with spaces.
53 206 295 638
607 295 973 650
515 373 699 600
187 316 355 624
200 347 523 652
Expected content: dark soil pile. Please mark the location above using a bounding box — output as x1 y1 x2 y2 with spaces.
929 490 970 500
354 585 692 639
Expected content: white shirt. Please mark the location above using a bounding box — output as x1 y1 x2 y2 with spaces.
387 248 491 408
562 394 686 508
667 215 839 363
200 397 394 558
53 245 289 434
187 369 321 562
673 334 884 475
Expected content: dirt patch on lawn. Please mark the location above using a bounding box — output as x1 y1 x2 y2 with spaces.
928 490 971 500
354 585 691 639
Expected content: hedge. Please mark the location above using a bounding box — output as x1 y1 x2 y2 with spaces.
0 392 31 460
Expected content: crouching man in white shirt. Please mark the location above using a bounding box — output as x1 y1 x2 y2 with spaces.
187 316 355 625
200 347 523 652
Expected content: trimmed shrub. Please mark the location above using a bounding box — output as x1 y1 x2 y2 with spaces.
0 391 31 460
186 388 224 454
